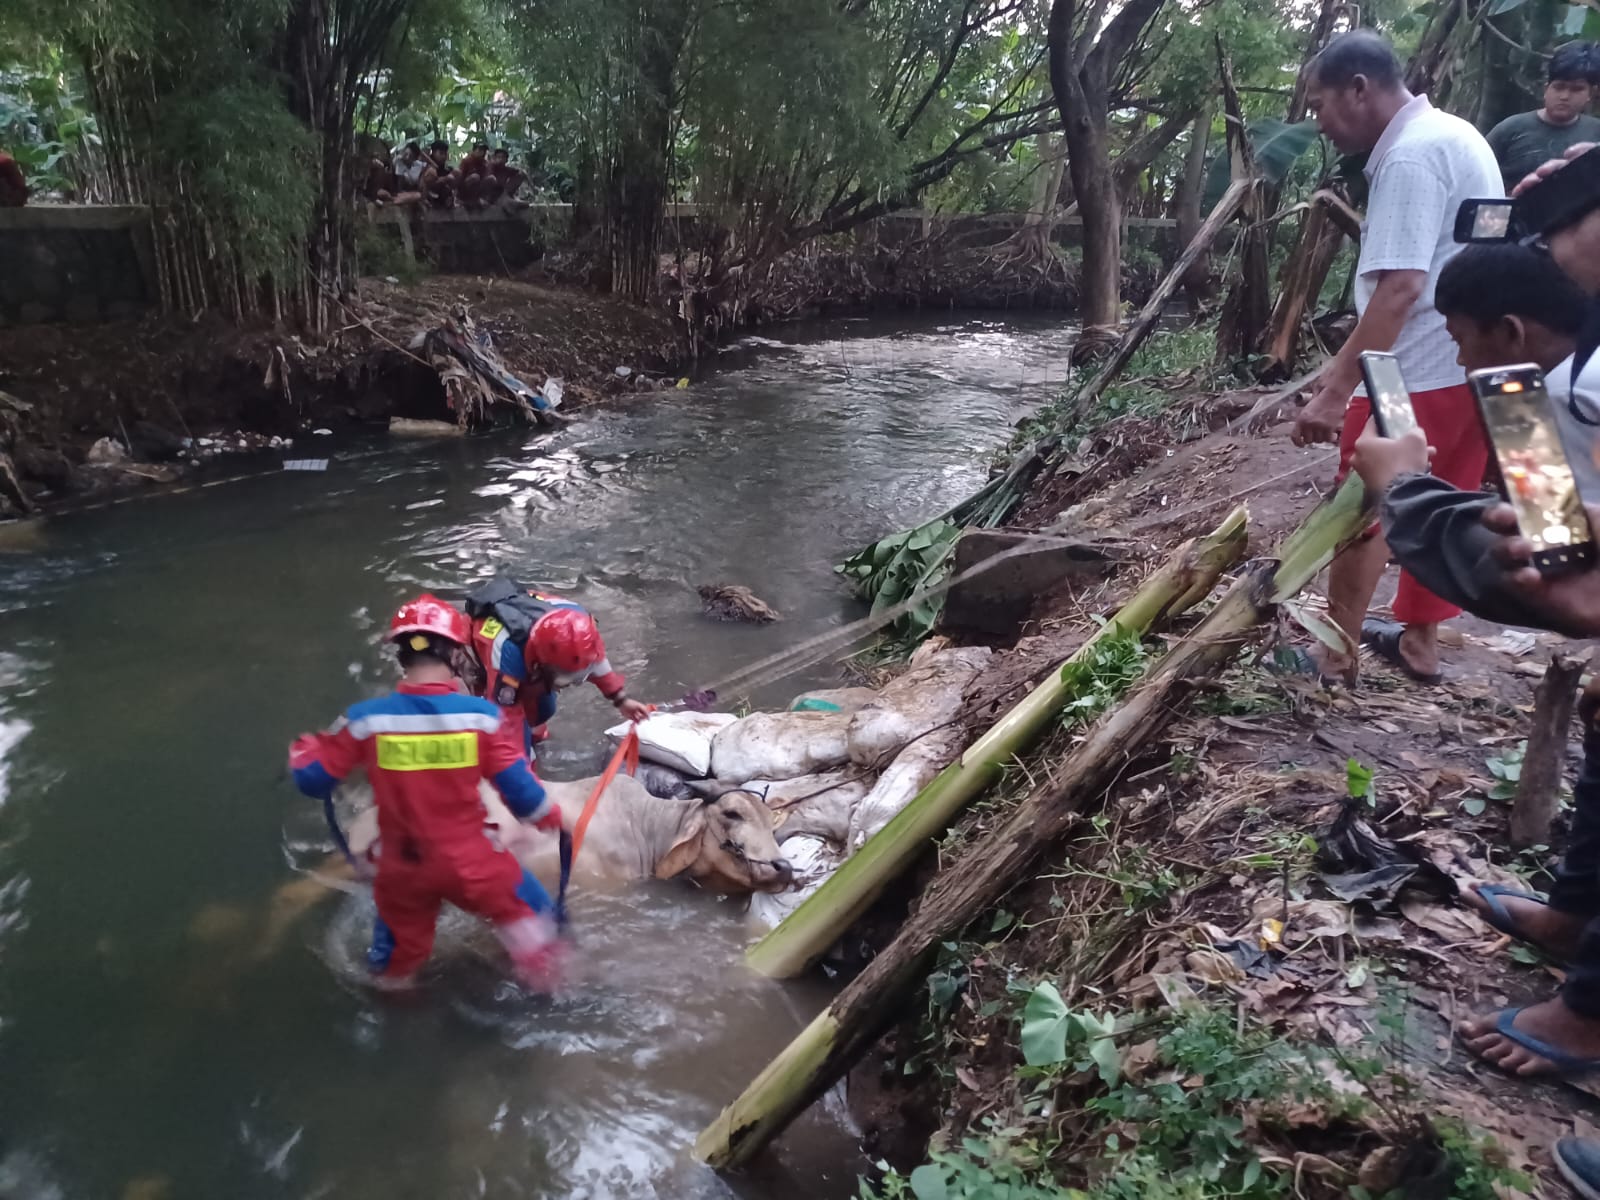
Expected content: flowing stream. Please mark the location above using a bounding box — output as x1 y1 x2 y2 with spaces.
0 313 1078 1200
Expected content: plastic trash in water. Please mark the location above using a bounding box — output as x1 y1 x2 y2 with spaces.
283 459 329 472
790 697 844 713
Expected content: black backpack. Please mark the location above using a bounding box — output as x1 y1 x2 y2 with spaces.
463 575 553 646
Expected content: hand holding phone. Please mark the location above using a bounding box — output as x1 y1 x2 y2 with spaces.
1358 351 1421 440
1470 363 1598 574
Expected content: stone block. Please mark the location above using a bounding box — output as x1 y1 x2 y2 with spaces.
937 528 1127 643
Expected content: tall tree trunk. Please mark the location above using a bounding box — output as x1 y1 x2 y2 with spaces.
1170 103 1215 311
1047 0 1167 347
606 0 689 302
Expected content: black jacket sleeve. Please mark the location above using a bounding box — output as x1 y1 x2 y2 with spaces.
1379 472 1534 627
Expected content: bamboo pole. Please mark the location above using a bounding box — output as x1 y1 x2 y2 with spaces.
745 505 1251 981
698 477 1372 1170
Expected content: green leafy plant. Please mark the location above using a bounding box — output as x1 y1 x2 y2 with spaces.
1018 982 1120 1082
836 447 1049 642
1347 757 1375 807
1056 630 1150 731
1485 742 1525 800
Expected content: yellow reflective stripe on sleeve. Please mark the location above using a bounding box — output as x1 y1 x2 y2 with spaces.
375 731 479 771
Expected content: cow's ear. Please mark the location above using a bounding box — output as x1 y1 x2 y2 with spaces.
654 810 706 879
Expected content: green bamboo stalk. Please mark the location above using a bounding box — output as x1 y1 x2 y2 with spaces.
699 478 1372 1170
745 505 1251 980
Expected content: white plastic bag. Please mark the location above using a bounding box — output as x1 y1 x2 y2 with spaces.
605 710 737 778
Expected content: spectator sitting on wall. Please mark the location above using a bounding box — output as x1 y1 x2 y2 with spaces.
456 141 502 210
390 141 433 207
0 150 28 208
490 148 524 199
358 135 393 204
426 139 456 208
1486 42 1600 192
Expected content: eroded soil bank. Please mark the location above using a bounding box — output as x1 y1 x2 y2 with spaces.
837 382 1587 1198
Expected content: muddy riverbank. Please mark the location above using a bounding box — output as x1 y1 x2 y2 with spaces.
0 231 1165 517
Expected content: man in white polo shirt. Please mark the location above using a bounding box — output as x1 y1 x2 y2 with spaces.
1291 29 1504 685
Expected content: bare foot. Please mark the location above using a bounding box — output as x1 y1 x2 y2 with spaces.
1397 624 1441 678
1457 996 1600 1074
1307 642 1359 686
1462 884 1585 959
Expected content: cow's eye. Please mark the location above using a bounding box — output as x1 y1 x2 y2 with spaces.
721 809 744 822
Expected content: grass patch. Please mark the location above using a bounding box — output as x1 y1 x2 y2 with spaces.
1010 322 1232 453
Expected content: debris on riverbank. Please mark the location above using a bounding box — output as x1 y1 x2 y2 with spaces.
0 275 686 516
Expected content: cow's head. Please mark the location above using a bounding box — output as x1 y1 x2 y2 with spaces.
655 789 794 894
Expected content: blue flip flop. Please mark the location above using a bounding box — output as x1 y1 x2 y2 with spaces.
1476 1007 1600 1076
1473 883 1555 946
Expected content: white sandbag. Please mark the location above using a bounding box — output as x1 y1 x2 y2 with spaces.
751 771 873 847
709 710 854 782
848 726 966 850
846 646 991 768
747 835 839 931
605 710 737 778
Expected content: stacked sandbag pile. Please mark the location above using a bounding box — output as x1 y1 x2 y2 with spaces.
605 644 991 927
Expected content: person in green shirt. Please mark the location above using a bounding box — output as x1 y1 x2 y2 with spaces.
1486 42 1600 190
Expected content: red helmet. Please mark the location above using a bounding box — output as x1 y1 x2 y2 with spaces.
389 593 470 648
529 607 603 674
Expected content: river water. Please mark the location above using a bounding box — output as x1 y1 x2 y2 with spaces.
0 314 1075 1200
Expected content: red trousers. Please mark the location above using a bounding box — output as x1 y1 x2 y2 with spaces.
1336 382 1488 626
370 835 535 978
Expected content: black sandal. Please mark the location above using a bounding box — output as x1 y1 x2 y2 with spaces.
1360 617 1442 685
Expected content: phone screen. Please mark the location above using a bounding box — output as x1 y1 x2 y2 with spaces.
1454 198 1516 243
1474 367 1595 557
1358 352 1420 438
1470 201 1513 240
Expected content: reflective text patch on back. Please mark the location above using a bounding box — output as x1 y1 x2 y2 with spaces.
376 732 478 771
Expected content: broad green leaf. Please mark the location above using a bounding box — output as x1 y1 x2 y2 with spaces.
1020 981 1071 1066
1079 1010 1121 1085
1202 118 1320 210
1563 3 1590 33
908 1163 948 1200
1489 0 1531 13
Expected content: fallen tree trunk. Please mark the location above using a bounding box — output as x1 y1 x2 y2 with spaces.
698 476 1373 1169
1065 178 1257 427
1511 651 1588 849
745 506 1250 980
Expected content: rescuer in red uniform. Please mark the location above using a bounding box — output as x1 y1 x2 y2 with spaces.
465 579 652 753
289 594 566 990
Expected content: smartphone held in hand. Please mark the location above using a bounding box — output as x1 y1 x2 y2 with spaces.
1470 362 1598 574
1358 351 1421 439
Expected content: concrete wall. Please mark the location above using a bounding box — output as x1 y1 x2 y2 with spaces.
367 208 542 274
0 205 157 325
